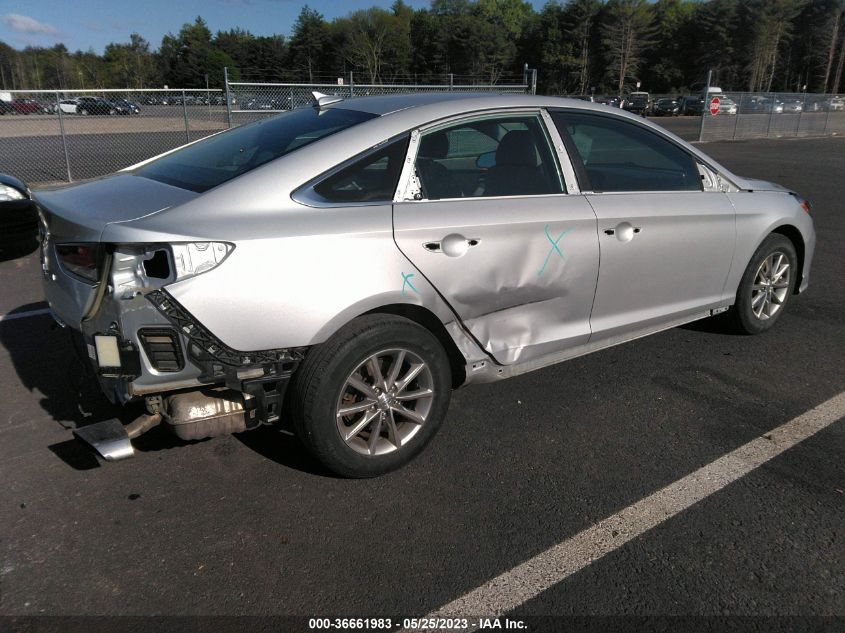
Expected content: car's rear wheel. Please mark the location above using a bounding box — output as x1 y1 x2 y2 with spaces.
728 234 797 334
289 314 451 478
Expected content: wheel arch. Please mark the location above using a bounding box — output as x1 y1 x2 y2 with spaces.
770 224 805 294
363 303 467 388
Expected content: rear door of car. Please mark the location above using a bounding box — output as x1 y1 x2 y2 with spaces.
549 110 736 343
392 110 600 365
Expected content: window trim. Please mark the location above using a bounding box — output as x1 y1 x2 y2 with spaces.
292 133 411 208
394 108 569 203
548 109 737 194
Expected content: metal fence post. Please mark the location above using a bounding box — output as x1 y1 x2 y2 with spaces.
797 92 806 137
531 69 538 95
55 90 72 182
824 95 833 135
181 89 190 144
765 93 776 137
349 71 354 98
449 73 454 91
731 93 742 140
698 69 711 142
224 67 233 128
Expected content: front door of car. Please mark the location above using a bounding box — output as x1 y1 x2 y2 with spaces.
549 110 736 342
392 112 600 365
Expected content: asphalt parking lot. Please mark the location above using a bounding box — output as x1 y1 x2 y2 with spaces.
0 136 843 632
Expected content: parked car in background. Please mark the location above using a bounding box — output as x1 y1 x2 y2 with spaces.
75 96 117 115
828 96 845 111
108 98 141 115
780 99 803 114
594 95 623 108
0 172 37 250
678 95 703 115
652 98 680 116
740 97 784 114
623 91 650 116
10 99 47 114
36 92 816 477
715 96 738 115
0 100 12 115
244 96 284 111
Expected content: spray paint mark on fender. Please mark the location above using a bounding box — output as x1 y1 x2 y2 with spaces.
401 272 419 295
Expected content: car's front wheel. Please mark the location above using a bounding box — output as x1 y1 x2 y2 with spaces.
289 315 452 477
729 234 797 334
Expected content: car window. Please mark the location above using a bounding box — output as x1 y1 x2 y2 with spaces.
550 111 701 193
312 136 410 203
136 107 377 193
414 114 563 200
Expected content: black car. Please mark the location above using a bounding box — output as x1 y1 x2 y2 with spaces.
652 98 680 116
108 98 141 115
623 92 650 115
0 173 37 251
75 97 117 115
678 96 703 115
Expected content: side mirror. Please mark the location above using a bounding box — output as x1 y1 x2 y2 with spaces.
0 173 39 247
476 151 496 169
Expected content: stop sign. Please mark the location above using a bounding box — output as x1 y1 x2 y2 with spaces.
709 97 721 115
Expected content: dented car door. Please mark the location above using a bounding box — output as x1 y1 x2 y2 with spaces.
392 111 600 365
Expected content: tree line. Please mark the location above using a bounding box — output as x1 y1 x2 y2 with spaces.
1 0 844 96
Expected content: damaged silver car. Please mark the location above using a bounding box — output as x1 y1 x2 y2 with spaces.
33 92 815 477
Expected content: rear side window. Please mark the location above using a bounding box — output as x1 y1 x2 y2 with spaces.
136 107 377 193
550 111 701 192
313 136 410 203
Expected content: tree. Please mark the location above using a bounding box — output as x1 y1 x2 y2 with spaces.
601 0 656 94
744 0 805 93
288 6 330 82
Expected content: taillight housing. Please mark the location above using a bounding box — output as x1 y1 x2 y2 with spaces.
55 243 101 282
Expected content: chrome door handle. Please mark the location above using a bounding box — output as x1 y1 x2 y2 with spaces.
423 234 480 257
604 222 641 241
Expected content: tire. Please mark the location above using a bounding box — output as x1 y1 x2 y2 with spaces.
289 314 452 478
80 109 89 116
728 234 797 334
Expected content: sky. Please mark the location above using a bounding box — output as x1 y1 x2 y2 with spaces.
0 0 542 54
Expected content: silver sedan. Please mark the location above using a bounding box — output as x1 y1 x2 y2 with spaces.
32 92 815 477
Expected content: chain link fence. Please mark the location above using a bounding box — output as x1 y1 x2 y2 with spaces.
0 88 229 185
1 74 531 186
699 92 845 141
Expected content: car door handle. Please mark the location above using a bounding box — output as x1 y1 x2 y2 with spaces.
604 222 641 241
423 234 480 257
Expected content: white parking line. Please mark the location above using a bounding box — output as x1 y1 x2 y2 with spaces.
0 307 51 323
417 390 845 626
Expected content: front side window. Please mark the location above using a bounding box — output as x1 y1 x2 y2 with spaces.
312 136 410 203
136 107 377 193
550 111 701 192
414 114 563 200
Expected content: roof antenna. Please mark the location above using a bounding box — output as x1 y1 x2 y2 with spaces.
312 91 345 110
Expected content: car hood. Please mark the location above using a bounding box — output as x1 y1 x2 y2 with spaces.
733 177 792 193
34 173 198 242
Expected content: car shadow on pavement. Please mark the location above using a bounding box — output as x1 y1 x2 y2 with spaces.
0 302 199 470
235 426 338 478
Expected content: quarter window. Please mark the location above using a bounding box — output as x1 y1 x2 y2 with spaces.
550 112 701 192
312 136 410 203
414 115 563 200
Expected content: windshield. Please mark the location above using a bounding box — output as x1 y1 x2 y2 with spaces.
136 107 377 193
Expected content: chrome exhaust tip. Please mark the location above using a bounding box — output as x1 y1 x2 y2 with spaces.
72 412 161 461
73 418 136 461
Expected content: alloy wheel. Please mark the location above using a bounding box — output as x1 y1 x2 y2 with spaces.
751 251 790 320
335 348 434 456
